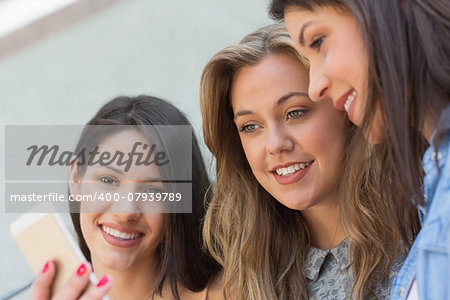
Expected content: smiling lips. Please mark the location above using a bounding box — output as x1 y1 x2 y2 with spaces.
334 89 357 122
99 223 144 247
275 161 313 176
271 160 314 185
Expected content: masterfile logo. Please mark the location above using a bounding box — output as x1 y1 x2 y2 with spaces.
4 125 193 213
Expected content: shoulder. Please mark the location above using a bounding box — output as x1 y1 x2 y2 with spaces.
424 131 450 218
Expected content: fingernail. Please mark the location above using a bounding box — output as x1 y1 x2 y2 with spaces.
41 261 50 273
96 275 109 287
76 263 87 277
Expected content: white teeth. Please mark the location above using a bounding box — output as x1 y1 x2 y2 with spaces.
287 165 295 174
344 90 356 112
275 161 313 176
102 225 141 240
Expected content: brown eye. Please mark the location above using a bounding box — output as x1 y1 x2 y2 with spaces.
310 36 325 51
100 176 117 185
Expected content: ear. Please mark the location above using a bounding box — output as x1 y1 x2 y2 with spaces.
68 160 82 196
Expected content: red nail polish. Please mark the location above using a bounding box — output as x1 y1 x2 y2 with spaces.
76 263 87 276
41 262 50 273
96 275 109 287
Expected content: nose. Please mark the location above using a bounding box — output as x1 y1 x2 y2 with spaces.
308 64 330 102
109 183 142 216
112 211 141 224
110 198 141 222
265 124 294 155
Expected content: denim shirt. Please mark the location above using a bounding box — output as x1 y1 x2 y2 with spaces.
391 106 450 300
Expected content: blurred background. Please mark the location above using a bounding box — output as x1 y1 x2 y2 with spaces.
0 0 272 298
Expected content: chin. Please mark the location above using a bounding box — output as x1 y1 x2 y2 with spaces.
104 260 134 272
277 197 312 211
96 253 135 271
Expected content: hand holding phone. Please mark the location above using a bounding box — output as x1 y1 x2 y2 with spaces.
10 213 112 299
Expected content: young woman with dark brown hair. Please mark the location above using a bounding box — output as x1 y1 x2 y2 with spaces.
31 95 220 300
269 0 450 298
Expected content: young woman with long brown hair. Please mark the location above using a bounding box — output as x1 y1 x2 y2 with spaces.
200 24 419 299
31 95 220 300
269 0 449 298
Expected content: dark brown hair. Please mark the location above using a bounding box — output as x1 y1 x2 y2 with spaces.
269 0 450 205
268 0 450 255
69 95 220 300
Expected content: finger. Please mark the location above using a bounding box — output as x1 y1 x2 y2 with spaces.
52 262 92 300
31 261 56 300
79 274 113 300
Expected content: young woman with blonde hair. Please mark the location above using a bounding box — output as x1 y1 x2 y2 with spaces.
200 24 419 299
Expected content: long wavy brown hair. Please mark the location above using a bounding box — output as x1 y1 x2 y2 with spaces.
200 24 420 299
269 0 449 208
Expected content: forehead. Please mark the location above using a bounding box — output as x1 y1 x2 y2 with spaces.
235 54 307 81
284 4 350 27
93 130 162 176
231 54 309 104
285 3 347 15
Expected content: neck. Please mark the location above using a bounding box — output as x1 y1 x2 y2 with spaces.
422 114 436 143
301 197 345 250
92 256 158 300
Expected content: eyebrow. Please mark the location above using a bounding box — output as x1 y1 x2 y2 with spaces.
233 92 309 121
104 165 123 174
233 109 253 121
299 20 316 46
276 92 309 107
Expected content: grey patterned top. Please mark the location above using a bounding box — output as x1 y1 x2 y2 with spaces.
306 239 404 300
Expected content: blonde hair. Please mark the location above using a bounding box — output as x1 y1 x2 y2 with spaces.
200 24 419 299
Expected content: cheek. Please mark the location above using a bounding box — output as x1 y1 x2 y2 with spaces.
79 214 99 245
326 40 367 87
313 117 348 160
240 139 262 174
326 46 354 81
144 214 165 236
80 214 94 230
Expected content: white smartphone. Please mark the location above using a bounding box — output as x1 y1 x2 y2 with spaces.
10 213 99 298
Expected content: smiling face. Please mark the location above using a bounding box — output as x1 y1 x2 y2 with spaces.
284 5 386 143
231 53 348 211
70 130 165 271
